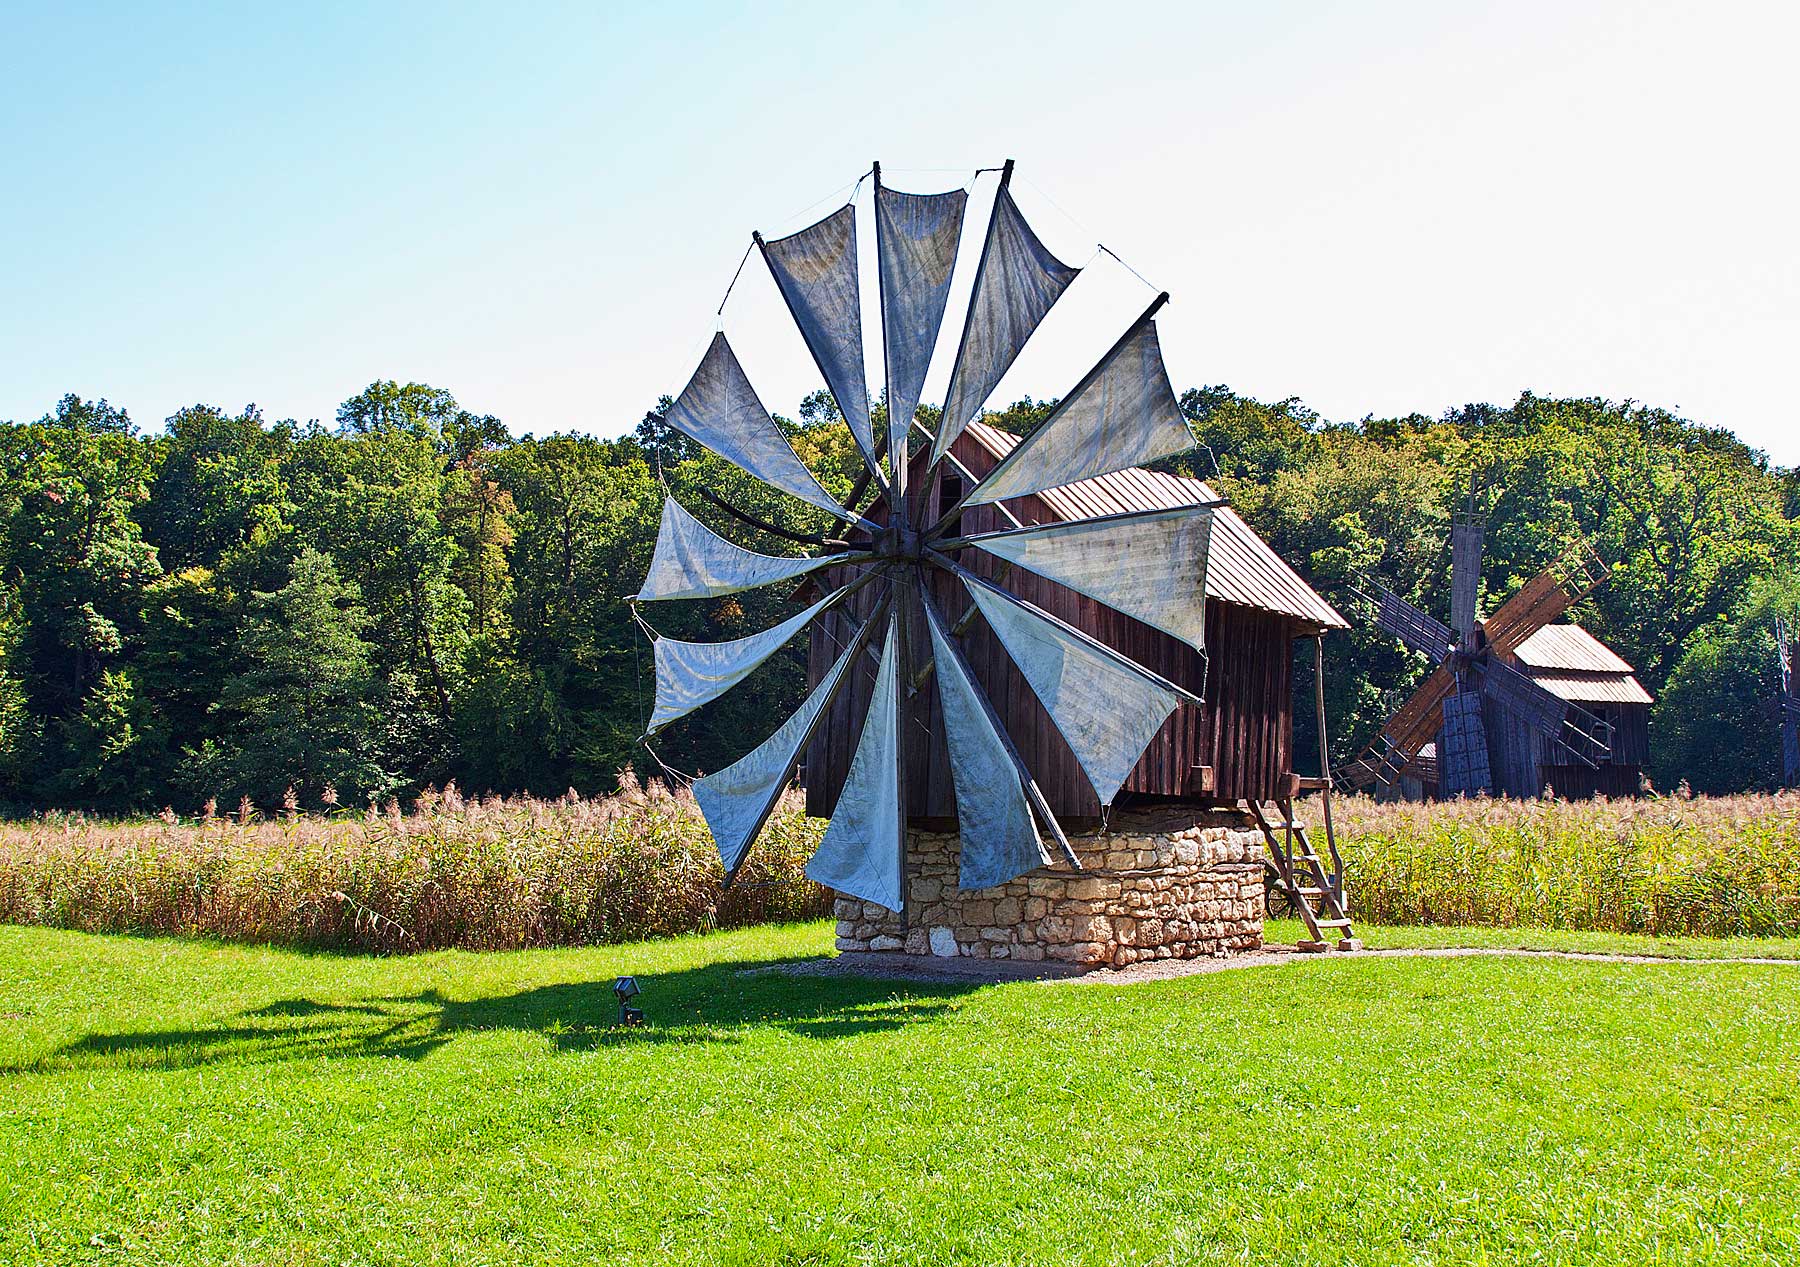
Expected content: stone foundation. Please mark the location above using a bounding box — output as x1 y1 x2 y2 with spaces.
833 806 1264 967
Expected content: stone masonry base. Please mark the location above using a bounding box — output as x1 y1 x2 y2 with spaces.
833 805 1264 968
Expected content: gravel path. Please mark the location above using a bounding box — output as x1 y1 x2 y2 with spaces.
759 944 1800 988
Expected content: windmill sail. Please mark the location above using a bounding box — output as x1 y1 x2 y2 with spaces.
667 334 856 522
962 578 1181 805
805 614 903 909
647 594 833 733
759 205 877 468
965 314 1190 506
964 505 1215 653
1450 515 1484 645
932 182 1079 467
923 602 1043 891
694 615 874 874
1372 585 1455 662
636 497 849 602
1437 688 1493 796
876 183 967 470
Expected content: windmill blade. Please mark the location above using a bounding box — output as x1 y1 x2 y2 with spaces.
666 333 865 525
646 569 881 733
955 504 1218 654
1436 688 1493 797
957 299 1191 511
1477 655 1613 768
756 205 879 474
1341 661 1459 789
1449 512 1484 645
930 169 1080 469
958 572 1186 806
695 593 890 882
1480 542 1607 655
875 175 967 478
805 611 904 910
1368 583 1456 662
922 597 1045 891
636 497 865 602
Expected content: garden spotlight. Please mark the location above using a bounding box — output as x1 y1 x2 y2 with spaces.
613 976 644 1027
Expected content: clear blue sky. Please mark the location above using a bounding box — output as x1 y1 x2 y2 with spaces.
5 1 1796 462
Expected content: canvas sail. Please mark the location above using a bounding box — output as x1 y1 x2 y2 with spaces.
636 497 845 602
760 205 877 467
924 603 1043 890
931 185 1078 466
666 333 854 522
965 318 1189 506
966 505 1215 653
805 614 903 909
876 184 967 470
962 579 1181 804
647 595 832 733
694 625 867 874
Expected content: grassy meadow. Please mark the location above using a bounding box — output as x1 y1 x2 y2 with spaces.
3 919 1798 1265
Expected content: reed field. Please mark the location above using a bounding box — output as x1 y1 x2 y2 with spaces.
0 770 827 953
2 782 1798 950
1324 790 1800 938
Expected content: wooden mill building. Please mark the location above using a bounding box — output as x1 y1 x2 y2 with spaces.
1397 622 1652 800
801 421 1348 825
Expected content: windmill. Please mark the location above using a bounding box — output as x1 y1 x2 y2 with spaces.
1777 617 1800 788
633 162 1219 915
1343 497 1621 799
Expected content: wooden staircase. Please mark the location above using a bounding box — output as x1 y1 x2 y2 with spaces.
1247 780 1360 952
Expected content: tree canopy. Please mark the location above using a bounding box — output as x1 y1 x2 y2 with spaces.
0 377 1793 813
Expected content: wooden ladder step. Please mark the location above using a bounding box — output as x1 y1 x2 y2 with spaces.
1314 918 1355 929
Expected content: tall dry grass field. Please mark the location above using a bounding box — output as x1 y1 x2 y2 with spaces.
1323 791 1800 937
4 782 1798 951
0 771 827 953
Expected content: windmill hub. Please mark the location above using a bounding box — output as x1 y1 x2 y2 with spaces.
876 521 924 563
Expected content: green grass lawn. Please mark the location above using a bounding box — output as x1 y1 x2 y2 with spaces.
1264 917 1800 960
3 922 1797 1266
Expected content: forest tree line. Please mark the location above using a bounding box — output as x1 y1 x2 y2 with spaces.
1 380 1795 814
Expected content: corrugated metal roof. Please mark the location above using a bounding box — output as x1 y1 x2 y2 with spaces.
1523 669 1654 705
961 421 1349 630
1513 623 1636 674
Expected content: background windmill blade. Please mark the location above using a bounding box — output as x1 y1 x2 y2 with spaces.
756 205 880 474
667 333 864 524
922 597 1044 891
1480 541 1607 655
875 176 967 476
1449 509 1484 645
636 497 864 602
931 169 1080 469
1436 687 1493 796
1341 661 1459 789
958 504 1217 653
696 593 890 881
647 567 883 733
958 299 1190 510
958 573 1183 806
804 612 904 910
1366 582 1456 662
1477 655 1612 769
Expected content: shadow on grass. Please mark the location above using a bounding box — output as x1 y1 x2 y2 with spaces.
14 957 981 1073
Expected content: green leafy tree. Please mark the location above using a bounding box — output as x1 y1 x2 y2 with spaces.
191 548 390 805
